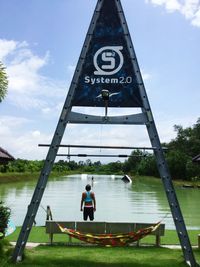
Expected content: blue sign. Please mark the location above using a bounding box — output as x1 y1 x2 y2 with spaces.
72 0 143 107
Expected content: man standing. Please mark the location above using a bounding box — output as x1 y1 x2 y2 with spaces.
80 184 96 221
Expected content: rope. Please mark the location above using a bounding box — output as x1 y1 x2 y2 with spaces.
158 212 171 225
40 204 47 213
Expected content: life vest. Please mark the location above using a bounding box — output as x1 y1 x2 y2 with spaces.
85 191 92 203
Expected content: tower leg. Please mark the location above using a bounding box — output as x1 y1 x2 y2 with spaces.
144 110 198 267
12 106 71 262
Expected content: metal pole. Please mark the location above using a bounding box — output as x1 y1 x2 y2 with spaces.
39 144 159 150
57 153 144 158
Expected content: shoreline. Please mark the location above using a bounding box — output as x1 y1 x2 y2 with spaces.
0 172 200 187
0 170 83 184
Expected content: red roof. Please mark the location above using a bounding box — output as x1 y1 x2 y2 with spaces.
0 147 15 164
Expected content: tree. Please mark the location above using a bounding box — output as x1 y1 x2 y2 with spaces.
85 159 92 166
93 161 101 167
168 119 200 157
67 160 78 170
0 62 8 102
166 150 189 180
137 153 159 177
165 118 200 180
122 150 144 173
106 161 123 173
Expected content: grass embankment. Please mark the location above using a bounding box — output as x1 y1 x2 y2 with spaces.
172 179 200 188
0 172 39 183
131 174 200 188
2 225 200 267
0 171 82 184
2 246 200 267
1 171 200 187
2 232 200 267
0 170 119 184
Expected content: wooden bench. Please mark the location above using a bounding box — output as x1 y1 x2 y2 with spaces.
45 221 165 246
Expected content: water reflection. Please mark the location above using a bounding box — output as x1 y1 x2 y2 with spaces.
0 174 199 229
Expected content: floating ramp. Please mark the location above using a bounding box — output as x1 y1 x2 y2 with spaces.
121 175 132 183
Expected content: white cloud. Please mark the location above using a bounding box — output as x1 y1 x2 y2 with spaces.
6 44 49 94
67 65 76 73
0 115 52 160
0 116 29 135
8 94 47 110
190 6 200 26
145 0 181 11
0 39 18 61
0 39 67 112
12 131 53 160
58 123 151 162
141 70 152 81
145 0 200 27
41 107 51 114
181 0 199 19
32 130 41 137
8 53 48 93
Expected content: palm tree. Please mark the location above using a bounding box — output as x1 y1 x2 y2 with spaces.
0 62 8 102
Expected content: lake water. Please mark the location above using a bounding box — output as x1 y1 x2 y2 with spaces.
0 174 200 229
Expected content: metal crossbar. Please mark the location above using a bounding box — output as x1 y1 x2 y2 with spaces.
39 144 159 150
56 154 145 158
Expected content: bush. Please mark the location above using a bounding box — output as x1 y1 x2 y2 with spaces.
166 150 189 180
137 155 159 177
186 160 200 181
0 201 11 238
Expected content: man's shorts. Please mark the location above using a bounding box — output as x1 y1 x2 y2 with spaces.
83 207 94 221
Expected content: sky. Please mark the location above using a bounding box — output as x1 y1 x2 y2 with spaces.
0 0 200 162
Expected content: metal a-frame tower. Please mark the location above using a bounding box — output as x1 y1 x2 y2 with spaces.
12 1 199 266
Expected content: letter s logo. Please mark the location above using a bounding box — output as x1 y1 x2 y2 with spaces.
101 52 115 70
94 46 124 75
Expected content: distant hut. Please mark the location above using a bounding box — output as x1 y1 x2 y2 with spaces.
0 147 15 165
192 154 200 164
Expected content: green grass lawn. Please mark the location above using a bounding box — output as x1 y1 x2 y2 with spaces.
1 227 200 267
5 226 200 246
1 246 200 267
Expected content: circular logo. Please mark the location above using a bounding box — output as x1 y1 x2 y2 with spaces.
93 46 124 75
